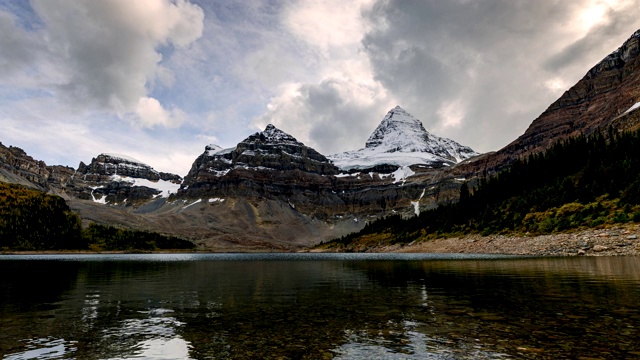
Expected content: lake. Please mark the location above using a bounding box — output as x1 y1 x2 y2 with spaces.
1 254 639 359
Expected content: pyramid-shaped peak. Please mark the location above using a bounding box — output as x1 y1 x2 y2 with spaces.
259 124 299 144
383 106 421 124
366 107 428 149
326 106 480 169
239 124 303 146
263 124 285 137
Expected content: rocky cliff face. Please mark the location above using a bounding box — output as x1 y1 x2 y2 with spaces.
180 125 339 200
329 106 479 171
0 143 51 188
71 154 182 206
185 125 339 181
176 122 466 230
76 154 182 183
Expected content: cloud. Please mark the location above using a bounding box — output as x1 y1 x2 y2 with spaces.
3 0 640 177
133 97 185 128
2 0 204 127
253 76 393 155
544 2 640 73
358 0 640 152
283 0 373 52
251 0 397 154
255 0 640 156
0 95 202 175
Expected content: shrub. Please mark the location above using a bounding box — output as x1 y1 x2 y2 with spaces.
591 217 606 227
556 202 584 217
538 217 557 233
613 211 629 223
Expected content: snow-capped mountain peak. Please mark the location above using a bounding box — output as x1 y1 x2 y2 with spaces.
255 124 300 145
329 106 479 171
365 106 433 151
205 144 224 156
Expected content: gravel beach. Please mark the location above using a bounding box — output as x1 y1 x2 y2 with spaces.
370 223 640 256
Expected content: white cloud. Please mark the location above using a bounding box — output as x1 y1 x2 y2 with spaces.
0 95 201 175
437 100 465 129
283 0 374 51
134 97 185 128
5 0 204 124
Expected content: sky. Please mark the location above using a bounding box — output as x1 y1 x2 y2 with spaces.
1 0 639 176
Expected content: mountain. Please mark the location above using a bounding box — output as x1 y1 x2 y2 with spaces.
2 29 640 252
457 29 640 177
77 153 182 183
181 124 339 193
0 142 51 188
73 154 182 206
179 124 343 198
320 29 640 251
329 106 479 171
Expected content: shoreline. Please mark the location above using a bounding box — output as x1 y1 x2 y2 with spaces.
368 223 640 256
2 223 640 256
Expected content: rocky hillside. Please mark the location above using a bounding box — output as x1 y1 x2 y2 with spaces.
0 142 81 194
0 145 183 208
181 124 339 196
77 154 181 183
456 29 640 178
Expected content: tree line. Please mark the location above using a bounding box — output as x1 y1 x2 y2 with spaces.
0 182 193 251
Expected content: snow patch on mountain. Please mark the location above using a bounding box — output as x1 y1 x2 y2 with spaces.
411 188 426 216
89 186 107 204
110 175 180 198
328 106 479 171
206 144 224 156
102 153 147 166
623 101 640 115
183 199 202 209
392 166 415 184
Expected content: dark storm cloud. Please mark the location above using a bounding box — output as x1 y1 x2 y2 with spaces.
360 0 640 152
544 7 640 72
302 79 386 153
254 76 391 155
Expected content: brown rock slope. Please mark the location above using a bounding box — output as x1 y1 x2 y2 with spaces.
455 29 640 178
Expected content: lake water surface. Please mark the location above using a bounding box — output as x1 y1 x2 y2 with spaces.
1 253 640 359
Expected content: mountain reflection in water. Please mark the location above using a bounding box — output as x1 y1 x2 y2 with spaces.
1 254 639 359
